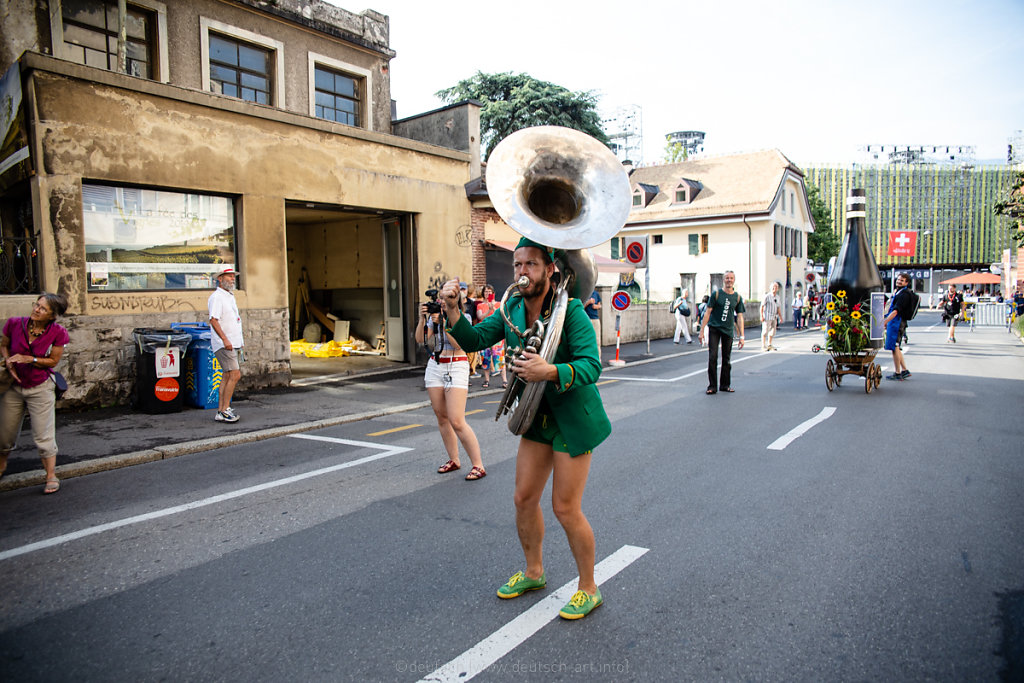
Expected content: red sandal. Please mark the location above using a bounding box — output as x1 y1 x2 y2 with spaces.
465 466 486 481
437 460 460 474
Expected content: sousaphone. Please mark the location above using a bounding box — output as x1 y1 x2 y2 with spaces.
487 126 631 434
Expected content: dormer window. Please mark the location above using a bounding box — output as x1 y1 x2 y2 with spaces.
631 183 659 209
672 178 702 204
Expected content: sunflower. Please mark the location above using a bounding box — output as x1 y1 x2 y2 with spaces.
826 292 873 355
826 302 836 310
833 315 842 324
828 328 837 336
851 311 862 319
837 290 847 298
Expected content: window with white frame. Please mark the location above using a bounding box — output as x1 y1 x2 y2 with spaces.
200 18 285 107
83 184 237 291
308 53 372 128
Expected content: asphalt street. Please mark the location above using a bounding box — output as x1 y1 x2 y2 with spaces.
1 313 1022 681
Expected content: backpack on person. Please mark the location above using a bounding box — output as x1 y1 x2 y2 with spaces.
898 288 920 321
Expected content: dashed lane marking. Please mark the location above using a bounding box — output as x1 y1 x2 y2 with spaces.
0 436 411 562
419 544 650 683
767 406 837 450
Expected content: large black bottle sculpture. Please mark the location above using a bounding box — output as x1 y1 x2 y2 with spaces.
828 188 884 348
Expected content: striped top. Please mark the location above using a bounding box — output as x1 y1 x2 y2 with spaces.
761 292 780 321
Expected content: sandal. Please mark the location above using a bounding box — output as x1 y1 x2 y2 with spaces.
502 381 508 388
437 460 460 474
481 381 489 388
43 477 60 495
706 388 717 395
721 387 735 392
465 466 486 481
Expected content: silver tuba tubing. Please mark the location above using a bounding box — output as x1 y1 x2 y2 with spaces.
487 126 630 435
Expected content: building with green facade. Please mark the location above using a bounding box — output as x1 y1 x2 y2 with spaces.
806 164 1016 271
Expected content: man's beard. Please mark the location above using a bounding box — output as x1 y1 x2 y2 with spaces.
518 275 549 300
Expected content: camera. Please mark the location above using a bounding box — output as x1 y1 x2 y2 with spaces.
424 289 442 314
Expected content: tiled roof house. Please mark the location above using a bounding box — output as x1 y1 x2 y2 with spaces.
596 149 816 315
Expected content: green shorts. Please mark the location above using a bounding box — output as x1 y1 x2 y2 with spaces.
522 413 591 457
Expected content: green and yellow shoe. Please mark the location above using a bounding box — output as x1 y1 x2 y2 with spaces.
558 588 603 620
496 571 546 599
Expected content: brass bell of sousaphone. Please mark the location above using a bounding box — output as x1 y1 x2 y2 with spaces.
487 126 631 435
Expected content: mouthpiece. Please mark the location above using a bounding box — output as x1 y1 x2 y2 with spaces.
516 276 529 286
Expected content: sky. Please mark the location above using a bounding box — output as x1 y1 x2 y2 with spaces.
326 0 1023 167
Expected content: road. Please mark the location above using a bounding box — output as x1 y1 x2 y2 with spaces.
2 315 1022 681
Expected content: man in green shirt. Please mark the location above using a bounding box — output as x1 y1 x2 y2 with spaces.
698 270 746 394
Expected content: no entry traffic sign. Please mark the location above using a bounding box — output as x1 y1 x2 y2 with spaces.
611 291 632 311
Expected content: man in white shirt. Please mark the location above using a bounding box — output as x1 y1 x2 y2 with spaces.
671 288 692 344
208 267 244 423
760 281 781 351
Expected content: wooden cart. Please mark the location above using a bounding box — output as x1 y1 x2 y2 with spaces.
825 348 882 394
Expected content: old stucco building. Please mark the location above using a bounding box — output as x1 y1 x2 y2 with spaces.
0 0 481 405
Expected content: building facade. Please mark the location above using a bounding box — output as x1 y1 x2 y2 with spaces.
0 0 481 406
805 163 1018 296
595 150 815 318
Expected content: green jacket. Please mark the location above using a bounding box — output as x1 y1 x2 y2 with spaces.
447 295 611 456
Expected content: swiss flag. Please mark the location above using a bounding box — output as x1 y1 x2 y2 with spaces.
887 230 918 257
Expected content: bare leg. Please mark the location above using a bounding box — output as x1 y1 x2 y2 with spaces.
551 450 596 594
513 439 555 580
219 369 241 412
427 387 460 465
443 387 482 470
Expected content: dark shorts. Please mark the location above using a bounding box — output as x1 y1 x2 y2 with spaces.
522 413 591 457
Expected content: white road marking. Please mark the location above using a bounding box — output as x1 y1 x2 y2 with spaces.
419 544 650 683
938 389 976 397
0 436 410 562
767 407 837 450
613 352 767 382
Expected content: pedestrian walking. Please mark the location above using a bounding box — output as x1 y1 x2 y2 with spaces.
671 288 693 344
0 293 70 494
760 282 781 350
209 267 244 423
941 284 963 343
442 237 611 620
698 271 745 394
792 290 804 330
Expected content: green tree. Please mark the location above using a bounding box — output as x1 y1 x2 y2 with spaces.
436 71 609 160
664 135 688 163
994 170 1024 247
806 182 841 264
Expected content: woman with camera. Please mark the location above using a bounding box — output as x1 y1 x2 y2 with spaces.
415 293 486 481
1 292 70 493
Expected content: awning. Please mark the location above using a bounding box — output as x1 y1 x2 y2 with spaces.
484 239 635 273
938 272 1001 285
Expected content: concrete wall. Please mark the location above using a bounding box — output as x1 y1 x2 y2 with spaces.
392 102 481 178
3 54 474 406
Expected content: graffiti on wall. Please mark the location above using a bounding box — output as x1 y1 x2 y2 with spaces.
455 224 472 248
89 295 199 313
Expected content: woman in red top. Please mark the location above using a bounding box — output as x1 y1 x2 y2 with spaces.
476 284 508 389
1 293 70 493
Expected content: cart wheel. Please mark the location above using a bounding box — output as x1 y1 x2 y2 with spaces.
825 359 835 391
865 368 874 394
872 363 882 389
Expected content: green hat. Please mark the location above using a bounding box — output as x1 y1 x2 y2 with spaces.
515 237 554 263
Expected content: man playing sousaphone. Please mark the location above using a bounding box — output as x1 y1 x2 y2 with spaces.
440 236 611 620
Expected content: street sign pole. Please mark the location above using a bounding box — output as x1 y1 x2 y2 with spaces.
645 266 651 355
609 291 631 367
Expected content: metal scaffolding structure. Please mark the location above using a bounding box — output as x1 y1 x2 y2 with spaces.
602 104 643 165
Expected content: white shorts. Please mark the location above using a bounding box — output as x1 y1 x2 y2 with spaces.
424 357 469 389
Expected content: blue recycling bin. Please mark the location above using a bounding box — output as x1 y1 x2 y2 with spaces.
171 323 221 409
